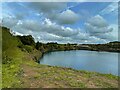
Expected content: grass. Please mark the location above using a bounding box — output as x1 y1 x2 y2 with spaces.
21 59 118 88
2 48 24 88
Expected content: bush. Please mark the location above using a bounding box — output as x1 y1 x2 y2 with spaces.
17 35 35 46
35 42 43 50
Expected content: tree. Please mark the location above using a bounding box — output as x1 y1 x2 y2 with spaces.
36 42 43 50
18 35 35 46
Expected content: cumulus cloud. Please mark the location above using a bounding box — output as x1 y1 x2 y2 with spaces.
71 32 89 40
18 18 79 37
9 18 92 43
86 15 108 28
28 2 67 21
29 2 67 13
28 3 80 25
85 23 113 34
35 32 73 43
3 15 111 44
57 10 80 24
85 15 113 34
3 2 80 27
40 19 80 37
20 19 42 31
85 15 117 41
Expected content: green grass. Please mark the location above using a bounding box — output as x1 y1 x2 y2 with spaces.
23 60 118 88
2 48 24 88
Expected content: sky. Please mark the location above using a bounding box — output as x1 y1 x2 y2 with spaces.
1 2 119 44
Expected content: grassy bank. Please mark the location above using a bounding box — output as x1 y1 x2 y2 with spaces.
1 26 119 88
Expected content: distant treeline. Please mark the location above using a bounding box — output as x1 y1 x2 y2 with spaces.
17 32 120 53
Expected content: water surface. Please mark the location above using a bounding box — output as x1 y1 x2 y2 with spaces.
39 50 118 76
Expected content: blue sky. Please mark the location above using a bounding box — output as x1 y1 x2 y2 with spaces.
1 2 118 44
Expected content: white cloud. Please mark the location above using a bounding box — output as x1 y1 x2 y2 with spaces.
85 15 118 42
11 31 24 36
57 9 80 24
85 22 113 34
28 3 80 25
29 2 67 13
20 19 42 31
10 18 78 40
71 32 89 40
38 18 79 37
87 15 108 28
8 18 94 43
85 15 113 34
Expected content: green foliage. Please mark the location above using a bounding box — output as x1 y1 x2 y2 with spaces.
17 35 35 46
35 42 43 50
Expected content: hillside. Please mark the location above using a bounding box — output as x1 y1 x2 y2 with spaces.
1 26 119 88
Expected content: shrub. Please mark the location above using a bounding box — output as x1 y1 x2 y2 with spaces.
17 35 35 46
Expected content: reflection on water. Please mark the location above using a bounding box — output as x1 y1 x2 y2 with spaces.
39 50 118 76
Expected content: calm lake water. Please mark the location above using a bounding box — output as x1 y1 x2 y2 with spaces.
39 50 118 76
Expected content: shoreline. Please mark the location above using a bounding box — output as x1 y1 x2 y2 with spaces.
40 63 119 76
38 50 119 76
38 48 119 63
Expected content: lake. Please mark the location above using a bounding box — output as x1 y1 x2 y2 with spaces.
39 50 118 76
